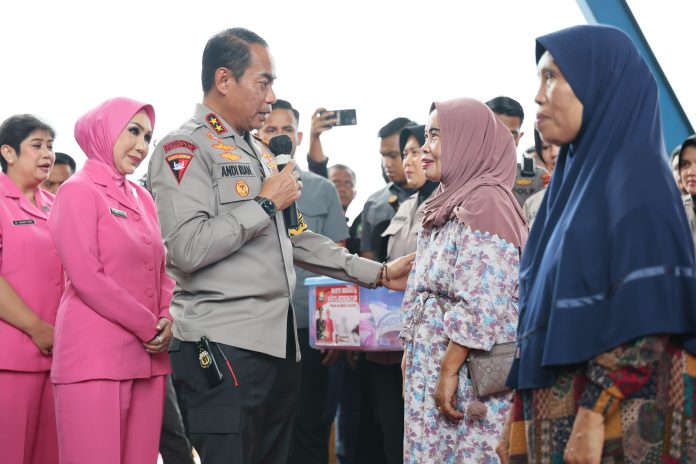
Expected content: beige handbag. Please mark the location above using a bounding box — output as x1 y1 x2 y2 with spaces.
466 341 516 398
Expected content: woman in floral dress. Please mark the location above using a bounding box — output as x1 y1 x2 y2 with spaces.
399 98 528 463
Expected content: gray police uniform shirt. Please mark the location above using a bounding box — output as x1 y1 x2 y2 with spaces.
513 164 546 207
381 191 434 261
360 182 413 254
147 104 381 361
371 191 433 365
522 187 547 229
293 168 349 329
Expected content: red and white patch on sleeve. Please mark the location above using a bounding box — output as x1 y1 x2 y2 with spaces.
163 139 197 153
165 153 194 184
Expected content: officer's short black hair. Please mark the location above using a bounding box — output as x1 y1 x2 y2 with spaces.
272 99 300 126
202 27 268 94
377 117 416 139
0 114 55 173
55 152 76 173
485 96 525 124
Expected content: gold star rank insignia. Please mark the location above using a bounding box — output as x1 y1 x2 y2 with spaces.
205 112 228 135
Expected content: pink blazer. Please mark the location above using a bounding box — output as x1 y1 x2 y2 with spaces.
48 160 173 384
0 174 62 372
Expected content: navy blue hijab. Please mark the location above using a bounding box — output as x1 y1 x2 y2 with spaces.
507 25 696 390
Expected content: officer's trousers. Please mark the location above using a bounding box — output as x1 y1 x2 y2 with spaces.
287 328 331 464
171 313 300 464
357 359 404 464
160 374 195 464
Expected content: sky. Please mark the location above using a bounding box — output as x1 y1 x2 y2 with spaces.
1 0 693 219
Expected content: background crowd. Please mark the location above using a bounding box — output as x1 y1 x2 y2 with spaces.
1 16 696 464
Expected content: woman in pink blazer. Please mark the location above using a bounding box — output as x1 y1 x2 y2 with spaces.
48 97 174 464
0 115 61 464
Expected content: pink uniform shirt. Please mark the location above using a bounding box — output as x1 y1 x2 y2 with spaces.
0 173 62 371
48 160 173 383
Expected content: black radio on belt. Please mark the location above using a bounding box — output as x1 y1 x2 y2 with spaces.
196 336 224 388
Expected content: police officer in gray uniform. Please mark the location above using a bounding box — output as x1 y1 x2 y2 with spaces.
360 118 416 261
381 125 438 261
257 99 349 464
147 28 413 464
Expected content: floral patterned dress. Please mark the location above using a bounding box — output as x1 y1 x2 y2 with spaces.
400 219 521 463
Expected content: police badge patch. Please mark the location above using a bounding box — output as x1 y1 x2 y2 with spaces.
236 180 250 197
199 349 212 368
165 153 194 184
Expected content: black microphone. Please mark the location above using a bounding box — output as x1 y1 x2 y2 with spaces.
268 135 299 229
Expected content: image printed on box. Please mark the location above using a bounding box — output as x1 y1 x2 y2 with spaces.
314 285 360 347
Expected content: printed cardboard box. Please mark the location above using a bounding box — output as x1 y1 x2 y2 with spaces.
305 276 404 351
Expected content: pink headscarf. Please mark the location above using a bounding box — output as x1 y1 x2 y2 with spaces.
74 97 155 182
421 98 527 249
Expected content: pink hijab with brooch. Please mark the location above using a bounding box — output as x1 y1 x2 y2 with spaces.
74 97 155 196
422 97 527 249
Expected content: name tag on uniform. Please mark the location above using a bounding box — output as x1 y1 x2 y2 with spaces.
12 219 35 226
109 207 128 219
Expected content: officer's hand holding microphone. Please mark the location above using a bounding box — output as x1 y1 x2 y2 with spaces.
259 159 302 211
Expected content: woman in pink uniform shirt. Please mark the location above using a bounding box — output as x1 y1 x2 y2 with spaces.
0 114 61 464
48 97 174 464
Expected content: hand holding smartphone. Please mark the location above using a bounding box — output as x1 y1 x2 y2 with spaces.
310 108 357 140
316 109 357 127
330 109 357 126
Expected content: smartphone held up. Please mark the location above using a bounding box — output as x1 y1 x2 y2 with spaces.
324 109 357 127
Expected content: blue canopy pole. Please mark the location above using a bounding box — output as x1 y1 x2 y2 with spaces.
576 0 694 153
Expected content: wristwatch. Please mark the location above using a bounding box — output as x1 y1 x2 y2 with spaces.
254 196 276 217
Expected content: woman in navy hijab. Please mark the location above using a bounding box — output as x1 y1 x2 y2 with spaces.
498 25 696 463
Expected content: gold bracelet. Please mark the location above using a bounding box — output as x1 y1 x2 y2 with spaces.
382 261 389 282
